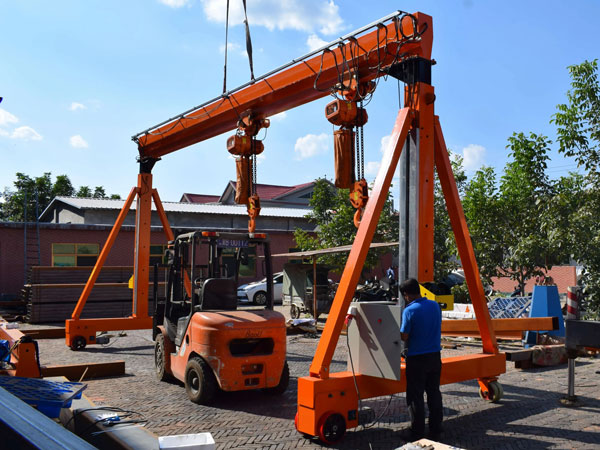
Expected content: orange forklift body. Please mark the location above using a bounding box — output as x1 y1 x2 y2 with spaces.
167 309 286 391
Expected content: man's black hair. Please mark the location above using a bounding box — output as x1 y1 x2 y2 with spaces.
399 278 421 296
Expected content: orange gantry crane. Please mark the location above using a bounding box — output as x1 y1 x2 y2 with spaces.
67 9 511 443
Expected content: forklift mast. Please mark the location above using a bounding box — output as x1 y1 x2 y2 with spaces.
154 231 274 339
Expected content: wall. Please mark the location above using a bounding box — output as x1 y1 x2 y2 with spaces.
0 223 300 297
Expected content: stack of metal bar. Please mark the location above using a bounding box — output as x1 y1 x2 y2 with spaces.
23 266 165 323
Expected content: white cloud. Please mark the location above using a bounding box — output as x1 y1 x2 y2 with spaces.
69 102 87 111
158 0 191 8
0 108 19 127
365 161 380 176
0 128 9 137
461 144 486 171
294 132 329 160
219 41 246 56
307 34 328 51
270 111 287 122
70 135 89 148
201 0 344 35
11 126 42 141
380 134 391 154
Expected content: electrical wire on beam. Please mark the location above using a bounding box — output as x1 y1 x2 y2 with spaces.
132 10 425 146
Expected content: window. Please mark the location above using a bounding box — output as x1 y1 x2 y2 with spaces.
222 245 257 278
150 244 168 266
52 243 99 267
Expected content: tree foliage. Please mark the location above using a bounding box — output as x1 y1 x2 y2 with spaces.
294 178 398 274
433 152 466 281
551 59 600 319
0 173 121 222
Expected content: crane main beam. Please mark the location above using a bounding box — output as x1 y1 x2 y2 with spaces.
135 11 432 159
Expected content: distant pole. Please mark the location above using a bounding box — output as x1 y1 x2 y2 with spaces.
313 256 317 321
566 286 579 320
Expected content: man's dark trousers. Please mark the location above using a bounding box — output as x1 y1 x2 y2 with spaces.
405 351 443 436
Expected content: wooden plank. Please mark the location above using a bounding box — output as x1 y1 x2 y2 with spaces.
21 328 66 339
442 317 557 333
41 361 126 380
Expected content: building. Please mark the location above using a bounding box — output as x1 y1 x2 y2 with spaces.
0 181 319 300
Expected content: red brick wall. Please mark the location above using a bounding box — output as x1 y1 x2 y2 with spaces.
0 225 169 297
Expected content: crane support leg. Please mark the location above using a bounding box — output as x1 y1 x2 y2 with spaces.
65 168 173 350
295 110 506 439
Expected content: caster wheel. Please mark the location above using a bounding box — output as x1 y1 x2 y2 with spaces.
70 336 86 351
479 380 503 403
318 412 346 444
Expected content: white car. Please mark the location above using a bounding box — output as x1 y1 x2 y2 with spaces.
237 272 284 305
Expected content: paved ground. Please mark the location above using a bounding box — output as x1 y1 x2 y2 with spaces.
25 307 600 449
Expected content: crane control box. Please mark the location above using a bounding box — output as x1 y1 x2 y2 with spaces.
346 301 403 380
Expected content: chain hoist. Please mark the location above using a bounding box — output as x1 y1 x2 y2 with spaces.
226 112 269 233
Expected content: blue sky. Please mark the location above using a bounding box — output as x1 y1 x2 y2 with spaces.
1 0 599 202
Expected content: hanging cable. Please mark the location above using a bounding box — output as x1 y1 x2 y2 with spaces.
222 0 230 94
242 0 255 80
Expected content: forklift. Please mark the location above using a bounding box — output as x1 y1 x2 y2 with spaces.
153 230 289 404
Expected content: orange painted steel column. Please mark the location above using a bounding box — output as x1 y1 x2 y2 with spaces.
133 173 153 318
309 108 413 379
406 82 435 282
152 189 175 241
433 117 497 354
71 187 138 320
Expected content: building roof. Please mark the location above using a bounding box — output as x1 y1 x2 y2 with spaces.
490 266 578 295
218 181 315 203
180 193 220 203
40 196 311 220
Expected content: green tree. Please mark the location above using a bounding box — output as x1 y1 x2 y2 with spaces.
52 175 75 197
76 186 92 197
0 173 119 222
497 132 555 294
552 59 600 173
433 152 466 281
294 178 398 274
461 166 503 284
551 59 600 318
93 186 107 198
0 172 53 222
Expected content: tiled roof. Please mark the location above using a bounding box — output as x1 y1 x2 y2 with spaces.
490 266 578 295
42 197 311 219
180 193 220 203
228 182 312 200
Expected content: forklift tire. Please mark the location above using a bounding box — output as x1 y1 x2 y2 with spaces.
266 361 289 395
253 291 267 305
154 334 172 382
290 304 300 319
185 356 217 404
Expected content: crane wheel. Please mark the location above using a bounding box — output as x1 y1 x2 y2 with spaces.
185 356 218 404
479 380 503 403
318 411 346 444
70 336 86 351
265 361 289 395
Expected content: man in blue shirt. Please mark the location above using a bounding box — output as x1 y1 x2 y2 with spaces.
400 278 443 441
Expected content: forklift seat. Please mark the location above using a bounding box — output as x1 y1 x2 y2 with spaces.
199 278 238 311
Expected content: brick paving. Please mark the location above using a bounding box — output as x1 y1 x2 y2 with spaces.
30 308 600 449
